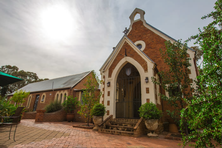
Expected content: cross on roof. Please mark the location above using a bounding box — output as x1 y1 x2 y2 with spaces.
123 27 129 35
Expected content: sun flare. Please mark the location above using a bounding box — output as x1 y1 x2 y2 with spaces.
39 5 75 41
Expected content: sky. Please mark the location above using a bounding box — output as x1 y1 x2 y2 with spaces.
0 0 217 79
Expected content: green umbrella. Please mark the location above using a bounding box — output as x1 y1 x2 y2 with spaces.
0 71 23 86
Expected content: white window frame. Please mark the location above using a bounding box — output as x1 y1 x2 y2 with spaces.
134 40 146 51
26 95 32 108
40 93 46 103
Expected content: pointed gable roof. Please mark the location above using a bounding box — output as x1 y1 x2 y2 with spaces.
100 35 155 72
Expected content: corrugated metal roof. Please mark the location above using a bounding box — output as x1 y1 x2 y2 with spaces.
17 71 91 93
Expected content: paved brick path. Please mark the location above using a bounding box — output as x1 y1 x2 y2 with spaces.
0 119 184 147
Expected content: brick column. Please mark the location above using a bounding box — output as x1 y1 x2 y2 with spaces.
35 110 46 122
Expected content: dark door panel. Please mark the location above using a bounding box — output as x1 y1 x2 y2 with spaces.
116 63 141 119
33 95 39 111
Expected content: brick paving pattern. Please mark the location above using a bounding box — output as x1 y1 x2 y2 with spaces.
0 119 184 147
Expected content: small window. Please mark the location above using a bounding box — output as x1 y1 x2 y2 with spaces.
60 93 63 103
134 40 146 51
27 95 32 108
64 93 67 102
137 44 142 49
56 94 59 102
41 94 46 103
80 91 84 105
41 95 45 102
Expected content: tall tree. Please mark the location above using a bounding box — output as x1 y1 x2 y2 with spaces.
78 71 101 126
152 40 193 134
180 0 222 147
0 65 48 96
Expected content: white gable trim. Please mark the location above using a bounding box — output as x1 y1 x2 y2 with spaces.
99 36 125 73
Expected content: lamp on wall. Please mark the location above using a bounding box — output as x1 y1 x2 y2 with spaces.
145 77 149 83
107 82 110 87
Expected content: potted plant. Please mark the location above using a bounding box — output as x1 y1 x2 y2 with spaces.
62 96 79 122
138 102 162 136
91 103 106 130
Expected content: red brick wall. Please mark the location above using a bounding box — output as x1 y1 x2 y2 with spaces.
30 109 66 122
22 112 36 119
22 89 70 111
43 109 66 122
73 72 98 90
127 20 169 73
108 42 148 78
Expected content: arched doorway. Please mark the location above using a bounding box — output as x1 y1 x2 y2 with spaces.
116 63 141 118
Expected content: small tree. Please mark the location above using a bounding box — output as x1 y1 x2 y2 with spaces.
180 0 222 147
10 90 30 106
78 71 101 126
152 40 193 134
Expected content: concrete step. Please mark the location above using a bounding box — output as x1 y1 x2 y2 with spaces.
107 124 134 130
109 121 136 126
100 128 134 136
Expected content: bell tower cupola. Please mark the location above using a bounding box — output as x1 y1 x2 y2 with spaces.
129 8 145 25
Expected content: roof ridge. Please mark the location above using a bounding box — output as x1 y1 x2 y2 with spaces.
49 71 91 81
23 71 91 86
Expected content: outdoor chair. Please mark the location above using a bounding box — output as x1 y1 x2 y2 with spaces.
0 107 24 141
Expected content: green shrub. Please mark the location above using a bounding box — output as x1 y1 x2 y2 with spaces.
45 100 62 113
138 103 162 119
62 96 79 113
91 103 106 116
0 99 17 116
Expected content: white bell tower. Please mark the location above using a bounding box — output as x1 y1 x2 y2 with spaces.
129 8 145 25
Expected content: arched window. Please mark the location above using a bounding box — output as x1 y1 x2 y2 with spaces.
26 95 32 108
64 93 67 103
60 93 63 103
41 94 46 103
41 95 45 102
56 94 59 102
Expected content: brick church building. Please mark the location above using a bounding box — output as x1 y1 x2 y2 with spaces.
99 8 197 123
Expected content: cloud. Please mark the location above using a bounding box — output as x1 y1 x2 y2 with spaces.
0 0 217 79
